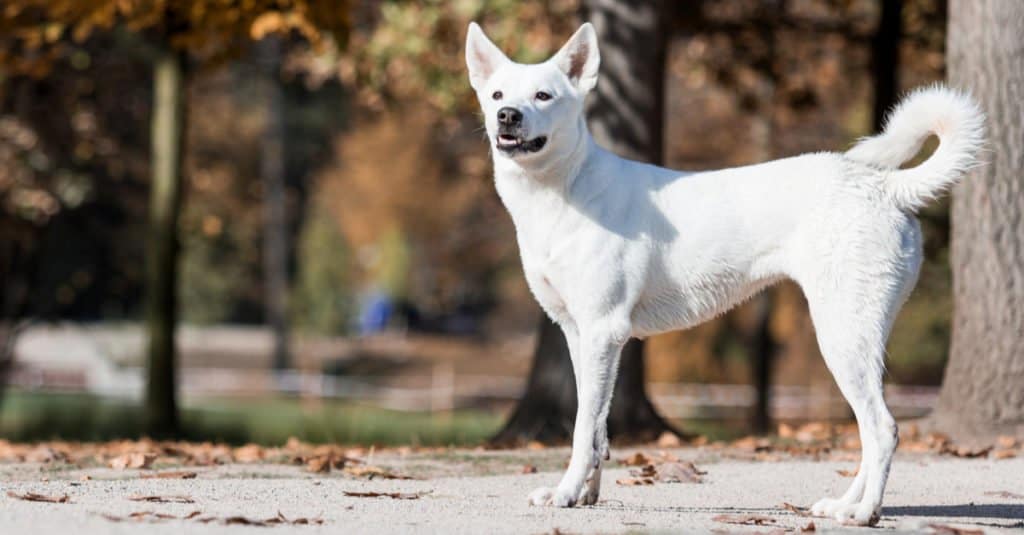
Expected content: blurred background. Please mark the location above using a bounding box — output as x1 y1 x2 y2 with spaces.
0 0 953 446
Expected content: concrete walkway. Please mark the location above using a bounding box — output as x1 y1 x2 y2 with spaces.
0 449 1021 534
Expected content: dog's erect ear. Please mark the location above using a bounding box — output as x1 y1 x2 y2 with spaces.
466 22 510 91
551 23 600 93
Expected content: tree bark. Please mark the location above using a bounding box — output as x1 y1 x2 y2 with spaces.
258 36 291 372
493 0 677 446
930 0 1024 440
871 0 902 133
145 47 186 437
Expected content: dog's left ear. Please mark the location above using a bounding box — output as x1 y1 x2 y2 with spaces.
551 23 600 93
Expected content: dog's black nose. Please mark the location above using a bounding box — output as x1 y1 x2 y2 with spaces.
497 107 523 126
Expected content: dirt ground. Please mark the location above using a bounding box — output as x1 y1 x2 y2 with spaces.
1 446 1022 534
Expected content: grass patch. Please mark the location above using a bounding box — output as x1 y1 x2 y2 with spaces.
0 389 504 447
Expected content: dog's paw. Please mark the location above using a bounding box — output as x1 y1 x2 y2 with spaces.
810 497 847 517
527 487 555 506
832 502 881 527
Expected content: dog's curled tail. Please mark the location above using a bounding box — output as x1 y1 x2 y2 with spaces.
846 85 985 211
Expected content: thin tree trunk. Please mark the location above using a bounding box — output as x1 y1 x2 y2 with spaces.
145 47 187 436
871 0 902 132
258 36 291 372
930 0 1024 440
493 0 677 446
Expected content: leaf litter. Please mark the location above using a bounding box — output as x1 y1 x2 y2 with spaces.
7 491 70 503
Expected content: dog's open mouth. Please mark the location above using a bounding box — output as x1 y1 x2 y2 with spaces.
496 134 547 154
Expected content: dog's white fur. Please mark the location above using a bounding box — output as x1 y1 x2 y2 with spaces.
466 22 984 526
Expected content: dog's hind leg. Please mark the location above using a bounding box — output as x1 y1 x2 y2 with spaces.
800 253 917 526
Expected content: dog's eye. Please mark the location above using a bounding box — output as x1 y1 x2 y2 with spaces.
535 91 552 101
492 91 503 101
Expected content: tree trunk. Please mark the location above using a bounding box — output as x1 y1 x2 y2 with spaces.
493 0 677 446
145 48 186 437
930 0 1024 440
258 36 291 372
871 0 902 133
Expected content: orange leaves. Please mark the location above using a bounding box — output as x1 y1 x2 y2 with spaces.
615 451 705 486
0 0 353 75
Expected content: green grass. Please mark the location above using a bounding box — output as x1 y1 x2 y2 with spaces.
0 389 504 446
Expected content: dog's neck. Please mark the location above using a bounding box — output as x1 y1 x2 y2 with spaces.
491 118 615 252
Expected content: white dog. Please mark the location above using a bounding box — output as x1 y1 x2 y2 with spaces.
465 22 983 526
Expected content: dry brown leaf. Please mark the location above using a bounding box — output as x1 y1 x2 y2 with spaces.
656 431 682 448
653 461 704 483
232 444 264 463
984 490 1024 499
991 449 1017 460
342 464 413 480
526 441 546 451
108 453 156 470
712 514 776 526
927 524 984 535
951 445 992 458
615 477 654 486
996 436 1017 449
25 446 64 463
141 470 197 479
836 467 858 477
128 494 194 504
343 491 424 500
781 502 812 517
619 452 653 466
7 491 70 503
799 520 816 532
521 465 537 474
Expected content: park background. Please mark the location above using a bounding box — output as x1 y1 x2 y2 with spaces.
0 0 1017 448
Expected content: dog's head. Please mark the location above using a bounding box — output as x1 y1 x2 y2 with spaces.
465 23 599 163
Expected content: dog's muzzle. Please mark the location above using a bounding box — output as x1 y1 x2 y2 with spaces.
496 132 548 154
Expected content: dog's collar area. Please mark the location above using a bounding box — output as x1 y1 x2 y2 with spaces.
496 135 548 154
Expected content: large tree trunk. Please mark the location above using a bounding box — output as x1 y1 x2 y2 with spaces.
145 48 186 437
258 36 291 372
493 0 677 446
930 0 1024 440
871 0 902 133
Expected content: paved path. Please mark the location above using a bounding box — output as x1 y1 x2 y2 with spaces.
1 449 1021 534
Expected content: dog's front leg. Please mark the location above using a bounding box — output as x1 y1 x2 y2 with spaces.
529 327 623 507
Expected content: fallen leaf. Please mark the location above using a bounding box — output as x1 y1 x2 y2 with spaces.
342 464 413 480
232 444 264 463
79 475 92 482
7 491 70 503
25 446 64 463
656 431 682 448
927 524 984 535
526 441 546 451
619 452 652 466
108 453 156 470
615 477 654 486
128 494 194 504
996 436 1017 449
521 465 537 474
653 461 704 483
799 520 816 532
984 490 1024 500
951 445 992 458
141 470 197 479
712 514 776 526
781 502 811 517
306 455 332 473
991 449 1017 460
836 467 858 477
343 491 424 500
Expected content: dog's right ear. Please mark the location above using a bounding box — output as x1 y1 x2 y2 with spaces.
466 23 509 91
